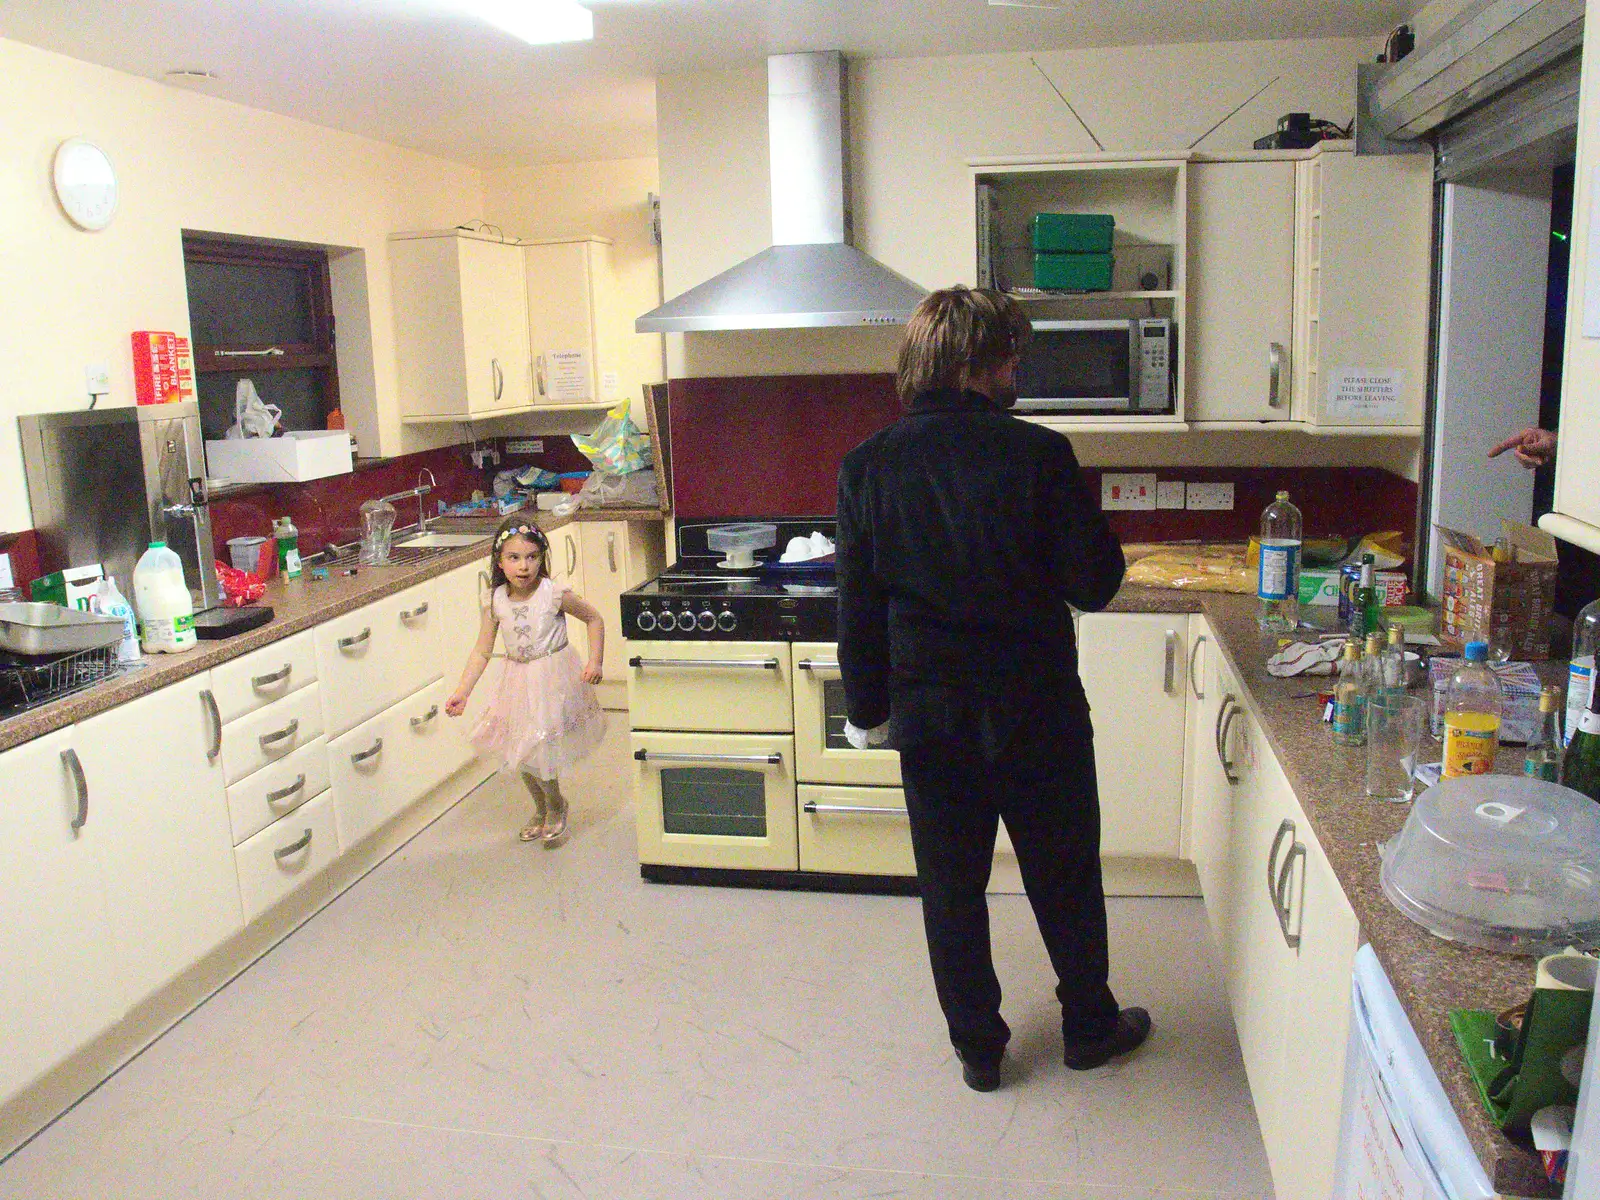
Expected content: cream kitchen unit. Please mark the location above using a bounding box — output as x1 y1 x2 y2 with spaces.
524 235 631 408
0 555 495 1156
550 519 666 708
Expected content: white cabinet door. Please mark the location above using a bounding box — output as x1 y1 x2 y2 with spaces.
459 235 532 412
1184 618 1239 943
1187 161 1296 422
0 728 119 1102
525 238 608 407
435 560 495 752
579 522 628 681
549 524 587 661
1076 613 1188 858
77 674 243 1005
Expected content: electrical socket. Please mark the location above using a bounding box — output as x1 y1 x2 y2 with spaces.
1101 473 1158 512
1156 481 1187 510
1186 481 1235 511
85 360 111 399
470 447 500 470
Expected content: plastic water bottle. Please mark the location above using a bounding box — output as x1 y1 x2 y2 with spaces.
93 576 142 663
133 542 196 653
1257 490 1302 633
1442 641 1502 779
1567 596 1599 746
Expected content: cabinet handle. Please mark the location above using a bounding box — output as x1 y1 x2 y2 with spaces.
1268 342 1286 409
410 704 440 728
252 664 292 690
1276 840 1306 951
201 689 222 763
62 748 88 832
1163 629 1180 695
400 602 430 622
629 656 779 671
1218 698 1242 785
803 801 909 818
1266 817 1295 936
633 749 781 766
491 358 504 400
273 828 314 862
796 658 841 673
1188 634 1207 700
351 738 384 766
607 531 618 574
535 353 547 398
265 774 307 805
337 628 371 652
566 536 577 576
258 718 300 752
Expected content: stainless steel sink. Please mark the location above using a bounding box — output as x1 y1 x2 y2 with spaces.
392 532 491 549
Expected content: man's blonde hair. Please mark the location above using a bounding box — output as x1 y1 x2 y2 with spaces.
895 286 1032 406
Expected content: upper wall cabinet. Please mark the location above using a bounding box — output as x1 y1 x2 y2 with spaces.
524 236 624 409
390 230 534 423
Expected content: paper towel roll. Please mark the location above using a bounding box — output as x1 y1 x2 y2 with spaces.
1536 951 1598 992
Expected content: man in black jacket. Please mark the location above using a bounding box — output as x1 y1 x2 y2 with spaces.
836 286 1150 1092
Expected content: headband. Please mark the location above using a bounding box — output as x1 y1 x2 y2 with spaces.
494 523 546 549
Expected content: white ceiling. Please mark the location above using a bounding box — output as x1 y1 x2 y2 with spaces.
0 0 1419 167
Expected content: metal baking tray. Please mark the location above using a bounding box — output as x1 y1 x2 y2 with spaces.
0 602 126 656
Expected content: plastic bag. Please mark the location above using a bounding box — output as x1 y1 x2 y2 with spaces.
225 378 283 439
1124 545 1252 593
571 401 652 475
213 560 266 607
550 469 659 516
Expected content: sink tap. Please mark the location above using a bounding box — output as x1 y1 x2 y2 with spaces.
379 468 436 538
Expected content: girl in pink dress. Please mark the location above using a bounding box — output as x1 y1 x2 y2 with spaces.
445 518 606 844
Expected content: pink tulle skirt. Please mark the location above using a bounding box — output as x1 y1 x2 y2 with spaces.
468 646 606 780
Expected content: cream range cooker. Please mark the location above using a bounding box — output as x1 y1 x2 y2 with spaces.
622 518 922 889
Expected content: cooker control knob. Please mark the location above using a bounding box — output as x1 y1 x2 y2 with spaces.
656 610 677 632
635 610 657 633
716 610 737 632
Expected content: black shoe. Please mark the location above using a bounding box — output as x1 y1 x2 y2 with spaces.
1063 1007 1151 1071
956 1051 1002 1092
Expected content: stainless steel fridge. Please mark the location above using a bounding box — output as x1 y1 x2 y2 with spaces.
19 403 222 610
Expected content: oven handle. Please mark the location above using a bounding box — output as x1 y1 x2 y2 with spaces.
633 749 782 766
803 801 909 817
796 658 840 673
628 656 779 671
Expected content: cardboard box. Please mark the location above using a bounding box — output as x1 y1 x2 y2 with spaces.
205 431 354 484
29 564 105 611
1299 567 1341 606
1437 521 1558 660
1428 656 1543 744
1338 564 1410 623
131 331 197 406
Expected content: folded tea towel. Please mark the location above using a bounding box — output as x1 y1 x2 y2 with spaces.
1267 639 1347 678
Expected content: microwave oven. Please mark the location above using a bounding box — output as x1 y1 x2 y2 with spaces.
1013 317 1174 415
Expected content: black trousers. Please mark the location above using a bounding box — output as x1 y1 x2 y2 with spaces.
897 709 1119 1066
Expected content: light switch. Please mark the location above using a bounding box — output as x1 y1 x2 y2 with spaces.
1156 481 1187 510
1101 473 1158 511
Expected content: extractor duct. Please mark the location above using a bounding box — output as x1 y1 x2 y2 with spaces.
636 52 927 333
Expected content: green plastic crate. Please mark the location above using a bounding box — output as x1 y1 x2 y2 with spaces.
1030 213 1114 254
1032 252 1114 292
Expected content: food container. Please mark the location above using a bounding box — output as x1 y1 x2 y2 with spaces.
204 430 353 484
226 536 269 574
1380 776 1600 955
0 602 126 656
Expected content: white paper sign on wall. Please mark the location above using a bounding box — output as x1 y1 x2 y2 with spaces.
1327 369 1404 423
1584 164 1600 339
547 349 592 402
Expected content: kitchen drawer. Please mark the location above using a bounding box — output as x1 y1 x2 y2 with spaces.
233 789 340 923
220 683 326 786
626 640 793 733
208 630 318 724
328 679 459 849
315 582 442 738
226 736 330 846
798 784 916 877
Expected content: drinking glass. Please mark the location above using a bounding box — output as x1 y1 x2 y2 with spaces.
1366 694 1427 803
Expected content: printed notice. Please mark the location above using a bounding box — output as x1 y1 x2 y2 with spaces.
547 349 592 402
1327 369 1404 423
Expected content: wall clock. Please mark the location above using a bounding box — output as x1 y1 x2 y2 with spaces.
53 138 118 231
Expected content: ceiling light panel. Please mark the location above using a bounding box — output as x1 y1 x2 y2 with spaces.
451 0 593 44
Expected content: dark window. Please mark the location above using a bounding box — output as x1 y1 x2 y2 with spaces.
182 235 340 441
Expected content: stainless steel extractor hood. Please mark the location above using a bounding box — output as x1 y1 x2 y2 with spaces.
637 51 927 333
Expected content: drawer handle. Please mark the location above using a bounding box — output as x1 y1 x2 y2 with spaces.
252 664 292 690
1163 629 1180 696
400 602 430 622
607 531 618 574
273 828 314 862
259 718 301 752
633 749 781 766
1217 697 1242 785
628 656 779 671
351 738 384 766
1188 635 1207 701
201 689 222 762
803 801 909 818
410 705 440 728
796 659 840 673
338 628 372 652
62 748 88 832
265 774 307 805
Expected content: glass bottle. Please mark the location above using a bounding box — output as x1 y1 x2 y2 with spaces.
1361 631 1386 695
1380 625 1407 699
1567 597 1600 746
1257 490 1302 634
1350 556 1377 640
1524 685 1564 783
1442 641 1502 779
1562 678 1600 802
1332 641 1368 747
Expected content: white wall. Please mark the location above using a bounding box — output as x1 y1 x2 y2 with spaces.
1428 177 1551 594
0 37 485 531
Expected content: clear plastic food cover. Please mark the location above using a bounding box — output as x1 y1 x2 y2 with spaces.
1381 776 1600 955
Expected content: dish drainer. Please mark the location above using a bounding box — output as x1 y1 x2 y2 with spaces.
0 644 132 713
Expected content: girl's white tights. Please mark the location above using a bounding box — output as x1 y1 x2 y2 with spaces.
521 773 568 843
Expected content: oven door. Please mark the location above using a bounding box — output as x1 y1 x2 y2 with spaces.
1013 319 1136 413
626 640 793 733
792 642 901 786
632 731 798 871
